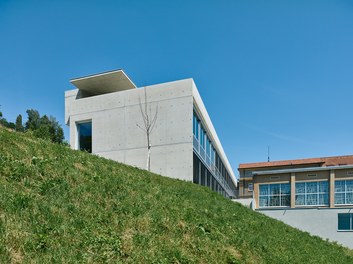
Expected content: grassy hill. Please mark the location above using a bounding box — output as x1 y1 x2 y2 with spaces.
0 127 352 263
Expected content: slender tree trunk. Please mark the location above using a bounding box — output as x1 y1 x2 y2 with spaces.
147 133 151 171
137 87 158 172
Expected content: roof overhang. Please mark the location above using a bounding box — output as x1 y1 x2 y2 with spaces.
253 164 353 175
70 69 136 96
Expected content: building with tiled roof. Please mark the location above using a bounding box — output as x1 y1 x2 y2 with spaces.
237 154 353 249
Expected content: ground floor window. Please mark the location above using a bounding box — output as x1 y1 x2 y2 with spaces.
77 121 92 153
259 183 290 207
295 181 329 206
338 213 353 231
335 180 353 205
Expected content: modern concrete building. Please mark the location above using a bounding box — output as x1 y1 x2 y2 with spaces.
65 69 237 198
238 155 353 249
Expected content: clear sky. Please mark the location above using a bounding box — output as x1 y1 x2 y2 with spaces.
1 0 353 176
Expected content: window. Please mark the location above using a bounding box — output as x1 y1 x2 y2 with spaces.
77 121 92 153
338 213 353 231
248 183 253 192
193 113 199 140
295 181 329 206
200 127 205 149
259 183 290 207
335 180 353 205
206 139 211 157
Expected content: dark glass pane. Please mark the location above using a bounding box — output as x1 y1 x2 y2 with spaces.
319 194 329 205
338 214 351 230
318 181 328 193
281 195 290 206
335 180 345 192
306 182 317 194
78 122 92 153
281 184 290 195
259 196 268 207
270 184 280 195
346 180 353 192
259 185 269 196
335 193 345 205
193 154 199 184
346 193 353 204
296 183 305 194
296 194 305 205
306 194 317 205
269 196 280 206
200 166 205 186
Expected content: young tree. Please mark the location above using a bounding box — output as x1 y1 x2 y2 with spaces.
15 114 24 132
25 109 41 130
136 88 158 171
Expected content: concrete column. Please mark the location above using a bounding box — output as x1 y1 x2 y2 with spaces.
290 172 296 208
330 170 335 208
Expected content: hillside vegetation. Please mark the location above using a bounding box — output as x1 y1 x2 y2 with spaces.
0 127 352 263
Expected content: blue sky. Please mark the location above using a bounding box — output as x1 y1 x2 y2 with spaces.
1 1 353 175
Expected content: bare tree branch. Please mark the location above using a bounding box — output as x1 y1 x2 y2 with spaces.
137 87 158 171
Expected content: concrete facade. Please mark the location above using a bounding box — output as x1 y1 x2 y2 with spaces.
65 70 237 198
261 207 353 249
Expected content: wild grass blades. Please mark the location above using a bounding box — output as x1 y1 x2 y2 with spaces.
0 127 352 263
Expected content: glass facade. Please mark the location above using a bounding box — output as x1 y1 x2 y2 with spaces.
259 183 290 207
295 181 329 206
335 180 353 205
192 111 236 198
254 170 353 209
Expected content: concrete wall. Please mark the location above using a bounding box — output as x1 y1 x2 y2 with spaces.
260 208 353 249
65 79 194 181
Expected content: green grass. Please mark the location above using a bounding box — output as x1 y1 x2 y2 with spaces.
0 127 352 263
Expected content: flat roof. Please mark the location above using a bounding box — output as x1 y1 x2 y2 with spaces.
70 69 136 95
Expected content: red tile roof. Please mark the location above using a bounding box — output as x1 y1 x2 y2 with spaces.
239 155 353 170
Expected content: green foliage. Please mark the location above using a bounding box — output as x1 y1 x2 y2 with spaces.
15 114 24 132
0 111 15 129
25 109 41 130
0 107 64 143
0 127 352 263
25 110 64 143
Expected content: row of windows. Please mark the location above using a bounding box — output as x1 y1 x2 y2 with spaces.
259 183 290 207
193 113 216 163
259 180 353 208
193 111 236 192
296 181 329 206
193 154 230 198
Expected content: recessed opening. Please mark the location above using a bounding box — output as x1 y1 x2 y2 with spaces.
77 121 92 153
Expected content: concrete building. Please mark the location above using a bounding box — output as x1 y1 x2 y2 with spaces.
65 69 237 198
238 155 353 249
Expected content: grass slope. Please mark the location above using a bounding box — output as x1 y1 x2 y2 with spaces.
0 127 352 263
